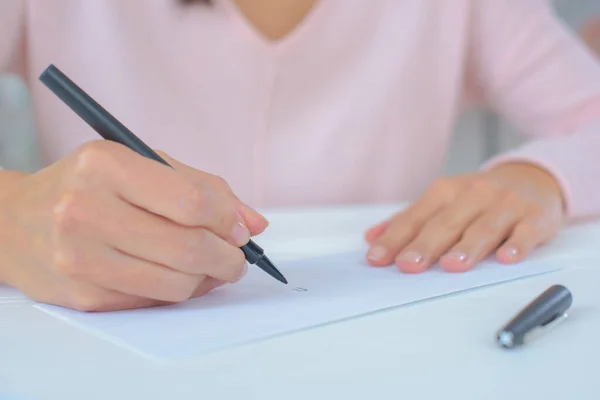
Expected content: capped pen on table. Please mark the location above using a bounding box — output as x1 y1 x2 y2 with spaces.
496 284 572 348
39 64 287 285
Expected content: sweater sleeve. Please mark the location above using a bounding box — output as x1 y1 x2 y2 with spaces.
0 0 26 75
466 0 600 220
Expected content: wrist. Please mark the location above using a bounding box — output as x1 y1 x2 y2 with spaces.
0 170 29 284
485 161 566 207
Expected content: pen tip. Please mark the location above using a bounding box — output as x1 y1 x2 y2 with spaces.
257 255 288 285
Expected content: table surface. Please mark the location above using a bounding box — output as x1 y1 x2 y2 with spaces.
1 203 599 400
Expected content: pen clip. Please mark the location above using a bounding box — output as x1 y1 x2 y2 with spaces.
523 312 569 345
496 285 572 348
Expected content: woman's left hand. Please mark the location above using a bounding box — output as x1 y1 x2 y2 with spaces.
365 163 565 272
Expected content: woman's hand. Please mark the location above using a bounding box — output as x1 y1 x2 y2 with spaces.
0 141 268 312
365 163 565 272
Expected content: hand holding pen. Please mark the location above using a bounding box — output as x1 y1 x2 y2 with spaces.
0 65 282 312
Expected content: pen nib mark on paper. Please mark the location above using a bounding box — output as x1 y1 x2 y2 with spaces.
293 287 308 292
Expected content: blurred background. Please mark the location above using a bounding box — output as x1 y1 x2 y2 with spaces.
0 0 599 174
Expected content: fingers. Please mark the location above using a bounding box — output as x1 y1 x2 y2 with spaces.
190 277 228 298
366 196 446 266
51 237 238 305
394 181 497 273
496 214 557 264
365 219 391 245
41 239 230 312
71 293 167 312
52 187 247 287
85 194 248 281
63 287 166 313
51 239 205 303
365 174 561 274
236 202 270 236
365 177 471 266
439 205 522 272
116 223 247 283
26 273 173 313
368 174 562 274
69 141 249 246
163 152 269 236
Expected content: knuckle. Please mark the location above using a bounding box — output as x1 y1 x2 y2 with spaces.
231 250 247 279
51 248 76 275
469 178 500 198
52 191 87 238
385 219 419 242
169 277 200 303
177 229 213 271
498 190 522 207
517 223 538 238
213 202 239 234
180 183 238 231
51 247 88 278
430 213 462 233
394 224 418 242
428 178 462 203
179 240 205 272
206 175 234 197
72 141 115 179
180 185 209 220
211 175 228 190
67 290 106 312
524 203 545 218
397 212 421 232
220 250 246 283
469 219 501 239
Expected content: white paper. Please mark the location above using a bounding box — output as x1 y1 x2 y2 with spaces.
35 252 558 360
0 284 29 304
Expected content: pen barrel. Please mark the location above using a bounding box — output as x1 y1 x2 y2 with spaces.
241 241 264 264
498 285 572 346
39 64 169 167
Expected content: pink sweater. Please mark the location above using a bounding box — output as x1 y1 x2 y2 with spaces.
1 0 600 218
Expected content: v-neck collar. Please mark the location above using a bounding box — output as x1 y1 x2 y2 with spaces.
218 0 330 54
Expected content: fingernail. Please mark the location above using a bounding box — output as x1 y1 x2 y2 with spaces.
443 251 468 263
243 204 270 226
259 214 270 227
367 246 388 262
231 221 250 246
503 246 519 261
398 251 423 264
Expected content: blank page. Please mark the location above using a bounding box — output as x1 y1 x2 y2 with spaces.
35 252 557 360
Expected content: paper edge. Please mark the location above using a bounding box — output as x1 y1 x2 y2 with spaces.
32 265 560 364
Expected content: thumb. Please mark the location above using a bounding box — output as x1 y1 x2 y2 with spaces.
156 150 269 235
235 201 269 236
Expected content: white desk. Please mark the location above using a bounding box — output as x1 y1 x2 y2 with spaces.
1 203 600 400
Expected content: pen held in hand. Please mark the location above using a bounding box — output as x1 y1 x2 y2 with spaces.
39 64 287 285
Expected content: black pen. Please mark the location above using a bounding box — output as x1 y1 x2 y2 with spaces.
496 284 572 348
39 64 287 285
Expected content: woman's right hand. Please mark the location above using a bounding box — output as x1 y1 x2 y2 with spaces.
0 141 269 311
